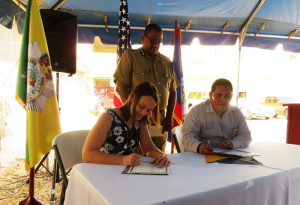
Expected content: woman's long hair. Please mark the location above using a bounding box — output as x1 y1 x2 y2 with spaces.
120 82 160 126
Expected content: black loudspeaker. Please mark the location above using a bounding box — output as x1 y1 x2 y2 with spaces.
40 9 77 74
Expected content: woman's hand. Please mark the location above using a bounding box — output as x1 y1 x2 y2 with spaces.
150 154 170 168
122 153 142 166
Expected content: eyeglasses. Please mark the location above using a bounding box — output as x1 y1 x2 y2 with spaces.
144 34 163 45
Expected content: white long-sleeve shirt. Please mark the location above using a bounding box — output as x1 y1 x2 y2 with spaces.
182 99 252 152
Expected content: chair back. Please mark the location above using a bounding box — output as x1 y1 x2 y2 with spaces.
52 130 90 171
172 125 184 153
52 130 89 205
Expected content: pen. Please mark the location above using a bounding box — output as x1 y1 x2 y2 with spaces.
127 144 134 153
206 139 215 154
207 139 210 146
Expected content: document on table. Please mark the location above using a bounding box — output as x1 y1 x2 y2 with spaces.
122 161 169 175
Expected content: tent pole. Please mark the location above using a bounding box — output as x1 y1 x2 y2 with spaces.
236 0 266 106
236 45 241 106
238 0 266 50
51 0 68 10
78 24 300 40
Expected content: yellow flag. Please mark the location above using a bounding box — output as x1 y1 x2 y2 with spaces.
16 0 61 170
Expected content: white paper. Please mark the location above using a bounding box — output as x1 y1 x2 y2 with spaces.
213 149 260 157
127 161 169 175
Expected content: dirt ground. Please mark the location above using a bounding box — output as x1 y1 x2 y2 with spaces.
0 152 62 205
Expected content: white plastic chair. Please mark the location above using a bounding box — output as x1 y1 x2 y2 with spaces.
52 130 90 204
171 125 184 153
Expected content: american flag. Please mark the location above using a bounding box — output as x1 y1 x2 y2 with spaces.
117 0 131 62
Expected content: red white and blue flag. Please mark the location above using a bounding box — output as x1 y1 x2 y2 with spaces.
117 0 131 63
114 0 132 107
173 20 186 127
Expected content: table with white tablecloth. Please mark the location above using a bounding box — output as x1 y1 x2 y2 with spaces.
64 142 300 205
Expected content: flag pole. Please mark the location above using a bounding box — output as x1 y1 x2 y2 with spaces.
171 133 175 153
171 20 179 153
19 167 42 205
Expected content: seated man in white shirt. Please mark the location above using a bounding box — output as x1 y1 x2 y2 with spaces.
182 78 251 155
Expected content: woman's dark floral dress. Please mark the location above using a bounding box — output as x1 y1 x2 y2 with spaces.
100 109 140 155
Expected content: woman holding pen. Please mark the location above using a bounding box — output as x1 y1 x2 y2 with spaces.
82 82 170 167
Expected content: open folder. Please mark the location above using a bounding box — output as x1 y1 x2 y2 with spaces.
205 149 262 165
122 161 169 175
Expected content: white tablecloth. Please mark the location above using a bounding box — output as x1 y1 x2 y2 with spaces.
64 142 300 205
